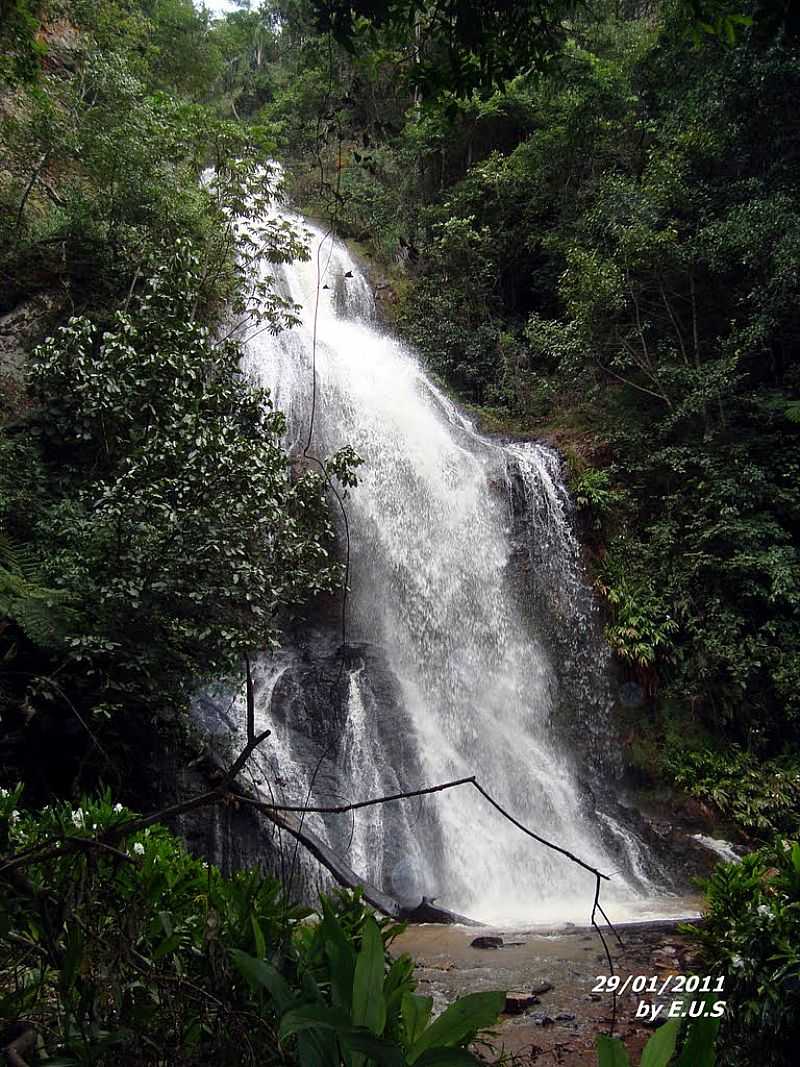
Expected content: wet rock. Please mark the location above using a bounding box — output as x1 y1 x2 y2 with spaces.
428 959 455 972
404 898 481 926
555 1011 576 1022
530 1012 555 1026
530 980 553 995
504 992 541 1014
584 993 602 1001
471 935 504 949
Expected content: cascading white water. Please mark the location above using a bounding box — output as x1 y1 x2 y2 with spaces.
238 211 664 924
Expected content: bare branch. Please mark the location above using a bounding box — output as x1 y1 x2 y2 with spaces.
15 154 49 232
245 774 478 816
470 780 610 881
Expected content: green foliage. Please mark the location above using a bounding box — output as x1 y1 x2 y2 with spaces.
329 0 800 748
0 790 504 1066
314 0 577 99
238 901 503 1065
685 839 800 1066
598 545 678 670
596 1014 721 1066
10 237 349 706
0 788 301 1064
0 528 77 647
0 1 356 782
0 0 45 85
570 467 620 516
665 746 800 836
310 0 765 101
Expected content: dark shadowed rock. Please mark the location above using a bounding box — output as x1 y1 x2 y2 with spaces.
530 1012 555 1026
504 992 541 1014
471 935 504 949
402 897 482 926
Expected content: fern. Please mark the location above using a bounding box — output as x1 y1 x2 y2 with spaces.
0 530 78 648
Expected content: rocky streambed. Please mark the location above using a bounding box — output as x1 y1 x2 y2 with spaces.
392 916 705 1065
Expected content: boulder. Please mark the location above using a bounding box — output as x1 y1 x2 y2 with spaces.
470 935 504 949
503 992 540 1014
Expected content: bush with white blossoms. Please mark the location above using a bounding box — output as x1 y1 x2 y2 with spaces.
0 788 315 1066
686 837 800 1067
1 789 486 1067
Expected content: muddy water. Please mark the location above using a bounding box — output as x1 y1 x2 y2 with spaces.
392 914 704 1065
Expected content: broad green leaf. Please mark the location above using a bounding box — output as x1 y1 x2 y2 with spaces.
326 934 356 1011
280 1006 404 1065
152 932 180 960
641 1018 680 1067
321 899 356 1007
279 1003 353 1040
352 915 387 1035
596 1035 630 1067
344 1030 406 1066
414 1049 483 1067
251 914 266 958
297 1029 341 1067
61 924 83 992
408 991 505 1063
230 949 294 1013
675 1013 721 1067
402 993 433 1047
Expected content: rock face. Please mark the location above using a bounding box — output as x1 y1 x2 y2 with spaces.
0 295 61 383
181 634 447 911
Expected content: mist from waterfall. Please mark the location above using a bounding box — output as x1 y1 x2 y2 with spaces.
233 210 666 924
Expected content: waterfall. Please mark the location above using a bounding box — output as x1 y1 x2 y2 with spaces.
225 212 668 925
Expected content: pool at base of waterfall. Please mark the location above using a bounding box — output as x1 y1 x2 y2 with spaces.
392 915 706 1064
457 892 703 930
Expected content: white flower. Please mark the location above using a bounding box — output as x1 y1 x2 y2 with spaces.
71 808 85 829
9 810 20 825
113 803 123 813
731 954 745 970
0 788 9 799
132 842 145 856
756 904 772 920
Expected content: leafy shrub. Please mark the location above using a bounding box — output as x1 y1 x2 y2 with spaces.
0 789 504 1066
666 746 800 837
597 544 678 670
597 1014 721 1067
685 840 800 1067
569 466 623 518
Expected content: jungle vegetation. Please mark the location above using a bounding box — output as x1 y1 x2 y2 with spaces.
1 1 799 1064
